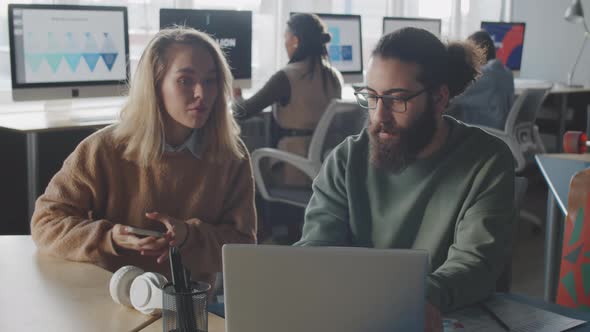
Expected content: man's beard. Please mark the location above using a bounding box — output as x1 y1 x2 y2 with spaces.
369 100 437 173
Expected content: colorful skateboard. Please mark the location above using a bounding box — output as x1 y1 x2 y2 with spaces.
556 168 590 309
563 131 590 154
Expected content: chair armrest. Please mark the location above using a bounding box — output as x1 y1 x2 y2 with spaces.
477 126 505 137
476 125 526 173
251 148 321 202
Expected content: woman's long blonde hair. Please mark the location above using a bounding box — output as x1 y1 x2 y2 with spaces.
114 27 244 166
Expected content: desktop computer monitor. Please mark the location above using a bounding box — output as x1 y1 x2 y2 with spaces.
8 4 129 102
480 21 526 72
383 17 442 39
160 8 252 88
313 13 363 84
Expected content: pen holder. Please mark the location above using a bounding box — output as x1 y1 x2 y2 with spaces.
162 281 211 332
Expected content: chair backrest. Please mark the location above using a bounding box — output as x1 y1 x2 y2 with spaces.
502 85 552 169
504 85 552 133
496 176 528 292
307 100 366 163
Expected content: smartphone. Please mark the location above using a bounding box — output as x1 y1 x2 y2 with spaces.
126 226 164 238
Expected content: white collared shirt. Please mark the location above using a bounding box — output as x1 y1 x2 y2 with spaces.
163 129 203 159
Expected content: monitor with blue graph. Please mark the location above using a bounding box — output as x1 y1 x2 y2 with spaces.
8 4 129 101
304 13 363 83
480 21 526 71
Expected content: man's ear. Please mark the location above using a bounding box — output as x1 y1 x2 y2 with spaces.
432 85 450 113
293 35 300 49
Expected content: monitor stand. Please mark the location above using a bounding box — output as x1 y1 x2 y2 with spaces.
40 98 120 124
563 81 585 88
234 79 252 89
43 99 73 112
566 72 586 88
342 73 364 84
512 70 520 79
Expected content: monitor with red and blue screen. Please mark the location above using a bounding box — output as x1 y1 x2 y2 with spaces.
480 21 526 71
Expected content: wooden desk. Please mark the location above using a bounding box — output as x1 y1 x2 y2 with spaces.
146 293 590 332
0 98 124 222
7 232 587 331
142 312 226 332
0 235 158 332
536 153 590 303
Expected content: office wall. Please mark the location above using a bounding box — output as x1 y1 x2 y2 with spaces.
513 0 590 84
461 0 506 39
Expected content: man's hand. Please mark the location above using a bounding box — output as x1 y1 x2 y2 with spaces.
425 302 443 332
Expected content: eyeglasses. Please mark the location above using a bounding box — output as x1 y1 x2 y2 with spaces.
354 88 428 113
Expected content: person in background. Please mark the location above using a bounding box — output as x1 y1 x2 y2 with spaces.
31 27 257 288
447 30 515 130
295 28 515 331
233 13 343 187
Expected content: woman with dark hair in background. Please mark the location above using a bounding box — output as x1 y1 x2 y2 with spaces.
233 13 343 187
447 30 515 130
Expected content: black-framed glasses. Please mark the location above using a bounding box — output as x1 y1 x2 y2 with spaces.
353 88 428 113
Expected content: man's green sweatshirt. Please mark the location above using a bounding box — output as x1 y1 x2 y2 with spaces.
295 117 515 312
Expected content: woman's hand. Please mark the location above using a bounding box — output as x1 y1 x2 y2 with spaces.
141 212 191 264
111 224 171 254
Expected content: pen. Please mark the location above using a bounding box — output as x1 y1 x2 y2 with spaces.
169 246 197 331
480 303 511 331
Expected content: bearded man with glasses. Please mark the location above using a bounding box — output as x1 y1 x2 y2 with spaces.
295 28 515 332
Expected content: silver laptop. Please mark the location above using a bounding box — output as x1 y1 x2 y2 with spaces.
222 244 428 332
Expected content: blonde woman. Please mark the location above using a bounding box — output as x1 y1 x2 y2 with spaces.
31 27 256 286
